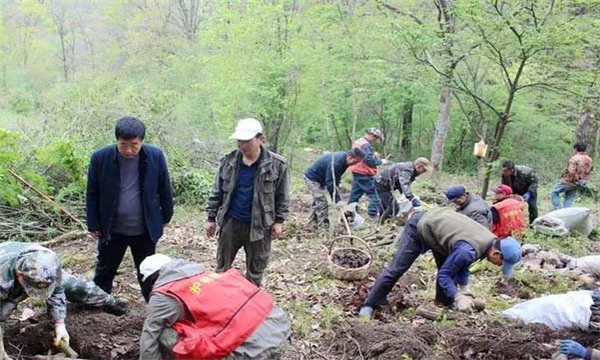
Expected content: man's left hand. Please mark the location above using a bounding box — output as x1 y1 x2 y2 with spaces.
522 191 531 202
272 223 284 239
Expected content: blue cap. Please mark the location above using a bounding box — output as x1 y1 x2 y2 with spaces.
445 185 466 203
500 237 522 277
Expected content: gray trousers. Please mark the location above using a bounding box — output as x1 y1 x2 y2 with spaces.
304 176 330 229
216 217 272 287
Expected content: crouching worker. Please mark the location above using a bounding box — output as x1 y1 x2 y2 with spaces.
491 184 527 239
139 254 292 360
557 340 600 360
358 209 522 318
0 242 128 360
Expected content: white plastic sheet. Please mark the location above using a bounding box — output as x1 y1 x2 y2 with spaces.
502 290 593 330
532 207 593 237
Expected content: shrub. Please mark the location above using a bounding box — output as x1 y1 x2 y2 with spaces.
172 168 214 205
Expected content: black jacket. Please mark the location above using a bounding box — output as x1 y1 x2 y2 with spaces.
304 151 348 203
85 144 174 243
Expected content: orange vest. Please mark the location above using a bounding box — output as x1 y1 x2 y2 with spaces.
153 269 274 359
348 137 378 176
492 198 526 239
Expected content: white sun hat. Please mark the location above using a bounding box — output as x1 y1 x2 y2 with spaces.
140 254 173 281
229 118 263 141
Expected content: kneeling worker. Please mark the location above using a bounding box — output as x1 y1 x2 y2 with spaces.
359 208 521 318
0 241 127 360
491 184 527 239
139 254 291 360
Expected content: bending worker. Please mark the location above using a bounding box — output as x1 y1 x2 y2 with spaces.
375 158 430 222
0 241 127 360
304 148 364 229
490 184 527 239
139 254 291 360
359 208 522 318
445 185 492 228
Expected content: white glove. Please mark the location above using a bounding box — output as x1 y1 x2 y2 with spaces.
334 201 345 210
381 159 389 165
54 322 70 347
454 293 475 313
458 284 471 294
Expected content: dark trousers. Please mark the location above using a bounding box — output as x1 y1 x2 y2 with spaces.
348 174 379 217
93 232 156 297
364 212 428 307
216 217 272 287
375 181 397 222
526 191 538 224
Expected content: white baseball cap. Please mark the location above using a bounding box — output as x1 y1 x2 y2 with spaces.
229 118 263 141
140 254 173 281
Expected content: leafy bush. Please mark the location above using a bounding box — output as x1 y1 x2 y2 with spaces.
36 140 87 196
172 168 214 205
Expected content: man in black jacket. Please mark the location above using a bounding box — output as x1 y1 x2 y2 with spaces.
86 117 174 299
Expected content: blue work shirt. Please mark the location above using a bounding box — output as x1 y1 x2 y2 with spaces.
304 151 349 203
437 241 478 299
227 156 260 224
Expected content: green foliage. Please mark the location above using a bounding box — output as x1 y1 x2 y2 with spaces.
172 168 214 205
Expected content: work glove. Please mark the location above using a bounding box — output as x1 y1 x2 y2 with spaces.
559 340 587 359
454 293 475 313
381 159 389 165
577 179 586 188
54 322 70 347
522 191 531 202
334 201 346 210
458 284 472 296
411 198 422 207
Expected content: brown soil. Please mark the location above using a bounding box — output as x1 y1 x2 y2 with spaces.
495 278 532 299
5 305 144 360
332 249 370 268
323 318 600 360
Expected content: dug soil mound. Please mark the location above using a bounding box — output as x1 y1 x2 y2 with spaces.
323 318 600 359
495 278 532 299
332 249 370 268
6 305 144 360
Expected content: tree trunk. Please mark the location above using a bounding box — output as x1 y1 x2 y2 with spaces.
576 110 598 159
401 100 413 158
431 82 452 179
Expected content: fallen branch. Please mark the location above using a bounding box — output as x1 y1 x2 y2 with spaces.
7 169 84 228
40 230 88 247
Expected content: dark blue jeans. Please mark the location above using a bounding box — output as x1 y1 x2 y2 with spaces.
348 173 379 217
526 190 538 224
363 212 433 307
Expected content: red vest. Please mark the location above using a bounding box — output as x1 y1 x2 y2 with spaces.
153 269 274 359
348 137 378 176
492 198 526 239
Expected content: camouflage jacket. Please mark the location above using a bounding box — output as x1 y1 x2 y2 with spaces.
206 146 290 242
561 152 593 184
0 242 66 322
375 162 418 199
502 165 538 195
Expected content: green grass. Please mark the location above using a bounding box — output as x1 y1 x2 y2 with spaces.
522 230 593 256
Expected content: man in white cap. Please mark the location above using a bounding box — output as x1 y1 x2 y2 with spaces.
138 254 291 360
205 118 290 286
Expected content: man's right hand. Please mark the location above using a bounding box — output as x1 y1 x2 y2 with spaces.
454 293 475 312
205 222 217 238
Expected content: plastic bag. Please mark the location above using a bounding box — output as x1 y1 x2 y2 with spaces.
569 256 600 276
502 290 593 330
346 203 365 230
532 207 593 237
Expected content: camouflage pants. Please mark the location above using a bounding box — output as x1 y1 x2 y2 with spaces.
62 272 113 307
304 176 329 229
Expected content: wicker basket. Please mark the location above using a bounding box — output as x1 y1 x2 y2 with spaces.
328 235 373 281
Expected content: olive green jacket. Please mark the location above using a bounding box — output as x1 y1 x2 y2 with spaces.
206 146 290 242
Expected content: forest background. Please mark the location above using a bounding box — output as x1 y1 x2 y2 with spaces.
1 0 600 238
